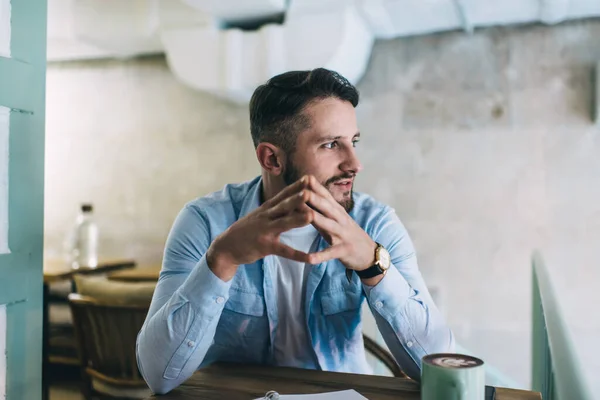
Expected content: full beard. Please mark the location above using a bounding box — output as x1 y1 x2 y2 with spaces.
282 158 355 212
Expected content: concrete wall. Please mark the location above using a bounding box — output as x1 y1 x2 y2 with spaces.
45 19 600 388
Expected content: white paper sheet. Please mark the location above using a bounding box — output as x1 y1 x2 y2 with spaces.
254 389 368 400
0 0 11 58
0 107 8 254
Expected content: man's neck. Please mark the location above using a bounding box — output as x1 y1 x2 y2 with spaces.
260 171 286 205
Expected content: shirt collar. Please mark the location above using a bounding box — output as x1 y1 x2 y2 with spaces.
238 175 263 219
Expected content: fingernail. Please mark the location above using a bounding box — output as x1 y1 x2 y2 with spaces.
301 176 306 183
298 191 304 197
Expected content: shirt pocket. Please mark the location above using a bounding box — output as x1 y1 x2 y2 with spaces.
212 289 269 362
223 289 265 317
321 290 362 315
320 290 364 341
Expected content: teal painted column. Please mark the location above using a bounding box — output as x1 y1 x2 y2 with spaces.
0 0 47 399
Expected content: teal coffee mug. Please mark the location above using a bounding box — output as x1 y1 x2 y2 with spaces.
421 353 485 400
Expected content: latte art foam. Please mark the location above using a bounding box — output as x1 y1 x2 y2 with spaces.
423 353 483 369
432 357 478 368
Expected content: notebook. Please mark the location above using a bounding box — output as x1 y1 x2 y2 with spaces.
255 385 496 399
254 389 368 400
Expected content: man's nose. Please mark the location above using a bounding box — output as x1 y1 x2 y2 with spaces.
341 147 363 175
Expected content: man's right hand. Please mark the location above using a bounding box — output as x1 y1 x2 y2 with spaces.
206 177 315 282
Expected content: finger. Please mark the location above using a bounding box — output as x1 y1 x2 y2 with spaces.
305 188 343 221
307 244 347 265
269 210 313 233
306 175 337 201
271 242 310 263
306 176 346 218
264 176 309 207
310 209 341 237
267 189 310 219
296 203 331 240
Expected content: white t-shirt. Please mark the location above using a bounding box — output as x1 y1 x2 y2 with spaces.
272 224 319 368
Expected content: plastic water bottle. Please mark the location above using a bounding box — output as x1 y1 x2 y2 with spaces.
65 204 99 268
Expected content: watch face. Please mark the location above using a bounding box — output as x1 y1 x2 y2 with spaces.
378 246 391 269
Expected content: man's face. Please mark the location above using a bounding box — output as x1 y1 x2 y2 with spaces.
282 97 362 212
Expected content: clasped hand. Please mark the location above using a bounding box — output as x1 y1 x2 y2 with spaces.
207 176 377 281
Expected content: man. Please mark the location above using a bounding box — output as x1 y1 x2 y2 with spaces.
136 68 454 394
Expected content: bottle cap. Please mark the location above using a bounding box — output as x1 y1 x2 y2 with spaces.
81 204 93 213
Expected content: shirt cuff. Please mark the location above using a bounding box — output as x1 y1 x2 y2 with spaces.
363 265 411 317
177 256 232 316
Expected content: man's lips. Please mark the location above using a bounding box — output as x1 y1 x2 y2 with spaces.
333 179 353 186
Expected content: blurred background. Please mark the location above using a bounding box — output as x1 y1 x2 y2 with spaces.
40 0 600 398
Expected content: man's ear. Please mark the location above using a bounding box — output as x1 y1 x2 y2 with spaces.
256 143 286 176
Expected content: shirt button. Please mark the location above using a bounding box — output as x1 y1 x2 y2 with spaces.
407 341 413 348
187 340 195 347
375 301 383 309
216 296 225 304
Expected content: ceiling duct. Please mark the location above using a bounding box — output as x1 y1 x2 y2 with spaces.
47 0 600 102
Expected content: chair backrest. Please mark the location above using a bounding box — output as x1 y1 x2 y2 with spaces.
69 291 403 383
68 293 149 387
362 334 407 378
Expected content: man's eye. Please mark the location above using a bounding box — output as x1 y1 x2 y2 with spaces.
352 140 360 147
323 142 337 149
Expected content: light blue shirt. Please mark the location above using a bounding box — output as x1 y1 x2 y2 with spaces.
136 176 455 394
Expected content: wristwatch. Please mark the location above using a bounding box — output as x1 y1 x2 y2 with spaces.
356 242 391 279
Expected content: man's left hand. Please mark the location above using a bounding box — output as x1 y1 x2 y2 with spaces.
301 176 376 272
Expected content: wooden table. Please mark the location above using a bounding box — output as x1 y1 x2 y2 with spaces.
107 264 161 282
44 258 136 284
144 363 541 400
42 258 136 400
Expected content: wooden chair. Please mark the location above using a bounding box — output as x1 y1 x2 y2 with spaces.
362 334 408 378
68 293 151 399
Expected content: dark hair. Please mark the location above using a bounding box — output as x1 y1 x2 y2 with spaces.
249 68 359 154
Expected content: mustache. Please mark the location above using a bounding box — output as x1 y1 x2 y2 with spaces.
324 173 355 186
